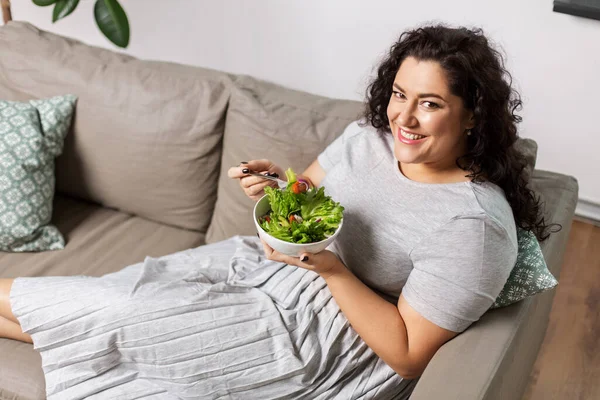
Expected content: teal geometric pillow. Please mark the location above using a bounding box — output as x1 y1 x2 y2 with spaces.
0 95 77 252
490 228 558 309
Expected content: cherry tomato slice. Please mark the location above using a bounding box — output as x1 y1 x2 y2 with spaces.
291 181 307 194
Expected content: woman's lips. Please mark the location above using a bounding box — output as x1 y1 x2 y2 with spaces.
397 128 427 145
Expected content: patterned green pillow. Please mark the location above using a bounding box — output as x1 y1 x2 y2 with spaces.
490 228 558 309
0 95 77 252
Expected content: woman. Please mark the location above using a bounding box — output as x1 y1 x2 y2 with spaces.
0 25 550 399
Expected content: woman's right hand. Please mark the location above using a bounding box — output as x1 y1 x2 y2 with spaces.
227 159 286 202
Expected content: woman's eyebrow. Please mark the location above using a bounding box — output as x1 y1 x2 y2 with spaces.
393 83 446 102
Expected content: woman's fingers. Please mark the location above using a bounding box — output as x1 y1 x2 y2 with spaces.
246 181 278 200
228 160 285 201
259 239 316 270
260 239 274 258
228 162 281 181
228 160 276 177
260 240 294 264
240 174 277 188
246 159 281 176
227 164 249 179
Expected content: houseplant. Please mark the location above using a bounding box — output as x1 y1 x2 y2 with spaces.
2 0 131 48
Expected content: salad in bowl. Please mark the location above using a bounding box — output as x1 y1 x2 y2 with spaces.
254 168 344 256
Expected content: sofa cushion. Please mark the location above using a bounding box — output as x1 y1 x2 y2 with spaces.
490 228 558 309
0 95 76 252
0 194 205 400
205 75 363 243
0 22 231 233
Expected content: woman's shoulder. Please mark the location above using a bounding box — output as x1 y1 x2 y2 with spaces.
337 119 383 145
323 119 392 169
416 181 518 251
463 181 518 248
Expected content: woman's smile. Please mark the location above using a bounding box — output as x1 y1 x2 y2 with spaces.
397 127 427 144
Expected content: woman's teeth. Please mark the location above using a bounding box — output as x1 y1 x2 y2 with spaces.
401 129 425 140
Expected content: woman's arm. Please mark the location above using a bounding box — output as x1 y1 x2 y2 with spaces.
322 263 458 379
259 248 458 379
298 159 326 188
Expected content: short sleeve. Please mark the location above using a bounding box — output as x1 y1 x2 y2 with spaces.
402 215 517 332
317 120 363 172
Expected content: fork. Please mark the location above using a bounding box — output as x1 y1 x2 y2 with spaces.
242 168 288 189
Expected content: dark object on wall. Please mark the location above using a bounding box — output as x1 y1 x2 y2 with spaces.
553 0 600 21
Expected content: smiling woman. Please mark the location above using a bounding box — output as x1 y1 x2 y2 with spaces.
0 23 561 400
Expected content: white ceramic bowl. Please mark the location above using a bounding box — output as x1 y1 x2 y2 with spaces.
253 194 343 257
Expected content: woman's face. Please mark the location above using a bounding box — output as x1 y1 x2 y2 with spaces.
387 57 474 175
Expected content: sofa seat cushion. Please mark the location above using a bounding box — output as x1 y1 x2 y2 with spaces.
0 195 205 400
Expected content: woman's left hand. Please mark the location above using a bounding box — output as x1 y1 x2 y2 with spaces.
260 238 346 278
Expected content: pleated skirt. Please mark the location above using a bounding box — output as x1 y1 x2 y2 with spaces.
10 236 414 399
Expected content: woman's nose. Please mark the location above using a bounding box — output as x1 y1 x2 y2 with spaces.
394 104 417 127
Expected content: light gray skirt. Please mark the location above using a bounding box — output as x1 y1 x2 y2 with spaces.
10 236 413 399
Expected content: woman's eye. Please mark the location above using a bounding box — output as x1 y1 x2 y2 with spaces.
422 101 439 109
392 91 405 99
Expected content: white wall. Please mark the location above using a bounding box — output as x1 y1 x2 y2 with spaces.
4 0 600 212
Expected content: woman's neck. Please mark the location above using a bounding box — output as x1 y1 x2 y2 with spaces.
398 161 471 184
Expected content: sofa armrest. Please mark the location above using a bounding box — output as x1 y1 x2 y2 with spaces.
408 297 535 399
409 170 578 400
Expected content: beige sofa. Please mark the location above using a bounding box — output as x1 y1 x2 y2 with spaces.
0 22 578 400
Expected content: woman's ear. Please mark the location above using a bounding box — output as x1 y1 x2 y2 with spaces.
465 111 476 131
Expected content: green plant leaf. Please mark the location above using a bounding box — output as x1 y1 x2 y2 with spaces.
94 0 130 48
32 0 59 6
52 0 79 23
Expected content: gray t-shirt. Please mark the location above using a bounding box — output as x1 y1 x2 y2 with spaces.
317 121 518 332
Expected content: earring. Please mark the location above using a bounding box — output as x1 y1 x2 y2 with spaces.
466 129 472 136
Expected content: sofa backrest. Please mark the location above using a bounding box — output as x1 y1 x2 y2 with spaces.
0 22 231 233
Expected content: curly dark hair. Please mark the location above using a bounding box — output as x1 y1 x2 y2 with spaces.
363 24 557 241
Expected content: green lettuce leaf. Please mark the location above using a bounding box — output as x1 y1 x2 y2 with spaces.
259 168 344 244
